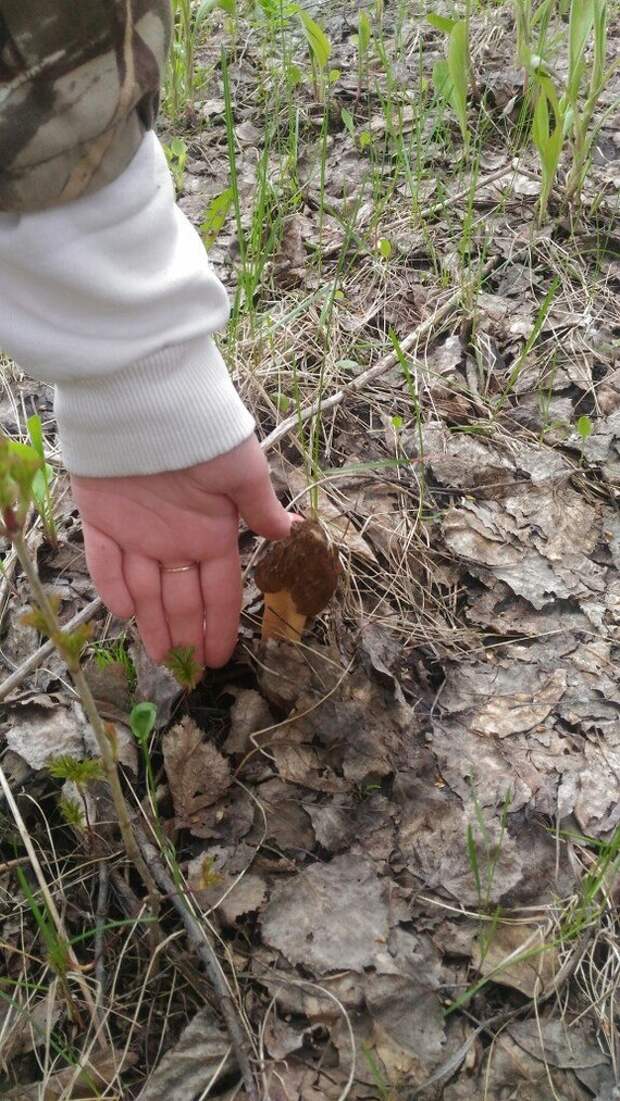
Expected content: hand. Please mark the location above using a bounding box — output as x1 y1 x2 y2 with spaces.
71 436 292 668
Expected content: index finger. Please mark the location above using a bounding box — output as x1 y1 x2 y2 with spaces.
200 550 242 668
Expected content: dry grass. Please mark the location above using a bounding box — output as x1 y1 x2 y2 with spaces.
1 0 619 1097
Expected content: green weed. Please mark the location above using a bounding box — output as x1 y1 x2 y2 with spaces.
91 635 137 693
27 414 57 548
163 135 188 193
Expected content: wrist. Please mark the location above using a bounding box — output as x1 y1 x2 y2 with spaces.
55 334 255 477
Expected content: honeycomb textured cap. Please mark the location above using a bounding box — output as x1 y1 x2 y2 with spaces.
254 520 340 617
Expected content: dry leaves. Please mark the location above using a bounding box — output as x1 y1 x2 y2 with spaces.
163 717 231 834
137 1007 233 1100
261 854 389 972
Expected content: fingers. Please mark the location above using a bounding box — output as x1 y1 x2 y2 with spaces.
161 566 205 666
230 469 293 542
82 522 135 619
123 553 171 663
200 551 242 668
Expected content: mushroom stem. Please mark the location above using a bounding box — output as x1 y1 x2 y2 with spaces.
261 590 307 642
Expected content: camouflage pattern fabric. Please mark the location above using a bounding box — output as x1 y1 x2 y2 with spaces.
0 1 171 212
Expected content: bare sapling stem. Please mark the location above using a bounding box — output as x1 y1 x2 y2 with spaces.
11 530 159 903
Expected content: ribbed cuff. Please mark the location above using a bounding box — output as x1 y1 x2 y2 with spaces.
54 334 255 477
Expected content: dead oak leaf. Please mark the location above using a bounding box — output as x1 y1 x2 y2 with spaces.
163 717 231 833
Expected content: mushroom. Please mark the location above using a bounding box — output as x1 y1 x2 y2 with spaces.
254 519 340 641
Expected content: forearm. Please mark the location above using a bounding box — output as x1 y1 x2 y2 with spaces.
0 134 255 476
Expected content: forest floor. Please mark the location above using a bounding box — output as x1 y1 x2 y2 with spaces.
1 1 619 1098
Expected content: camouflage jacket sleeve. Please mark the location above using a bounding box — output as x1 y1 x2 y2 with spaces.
0 1 171 212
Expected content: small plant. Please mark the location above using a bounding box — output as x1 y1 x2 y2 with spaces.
576 412 593 463
254 0 331 99
200 187 234 248
427 12 471 154
165 645 204 690
356 9 372 99
465 788 511 959
165 0 234 120
164 136 188 194
495 276 559 409
563 0 610 205
27 414 57 548
92 635 137 693
0 436 157 899
48 756 105 785
130 701 159 816
513 0 556 80
16 866 73 992
523 0 612 218
48 755 104 834
531 75 564 219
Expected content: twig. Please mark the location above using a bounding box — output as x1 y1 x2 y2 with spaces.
0 547 18 630
134 824 259 1101
95 860 110 1001
0 596 102 701
8 533 158 900
0 505 35 632
260 258 499 455
415 158 539 222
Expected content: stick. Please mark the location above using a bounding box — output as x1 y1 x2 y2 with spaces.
0 596 102 701
94 860 110 1000
134 825 259 1101
260 256 498 455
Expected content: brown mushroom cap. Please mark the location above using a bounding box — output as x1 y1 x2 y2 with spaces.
254 520 340 618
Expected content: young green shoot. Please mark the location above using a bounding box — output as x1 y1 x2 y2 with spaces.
27 414 57 548
0 436 158 901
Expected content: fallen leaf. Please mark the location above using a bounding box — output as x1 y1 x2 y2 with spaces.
0 991 63 1063
188 852 267 924
83 658 132 716
441 661 567 737
304 795 355 851
254 777 315 852
4 698 89 770
471 922 558 997
366 972 446 1077
270 212 309 286
4 697 136 772
508 1018 610 1074
272 743 346 792
138 1007 233 1099
163 717 231 833
261 854 389 972
395 773 523 906
3 1048 137 1099
223 688 274 753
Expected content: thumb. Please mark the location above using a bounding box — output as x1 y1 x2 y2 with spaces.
231 469 293 541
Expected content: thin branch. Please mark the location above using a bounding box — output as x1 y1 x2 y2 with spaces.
260 259 499 455
9 533 158 900
134 825 259 1101
0 597 102 701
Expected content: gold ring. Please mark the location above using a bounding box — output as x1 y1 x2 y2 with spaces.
161 562 196 574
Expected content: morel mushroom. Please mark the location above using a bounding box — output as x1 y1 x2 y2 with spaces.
255 519 340 641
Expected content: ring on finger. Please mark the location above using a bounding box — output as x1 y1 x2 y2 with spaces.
160 562 196 574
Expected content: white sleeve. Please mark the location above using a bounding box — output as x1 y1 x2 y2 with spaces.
0 132 254 477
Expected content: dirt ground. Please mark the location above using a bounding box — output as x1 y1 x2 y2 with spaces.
1 1 619 1098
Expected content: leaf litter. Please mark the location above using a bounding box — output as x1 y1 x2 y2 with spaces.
1 2 620 1098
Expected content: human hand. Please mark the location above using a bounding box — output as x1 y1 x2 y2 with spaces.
71 436 292 668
